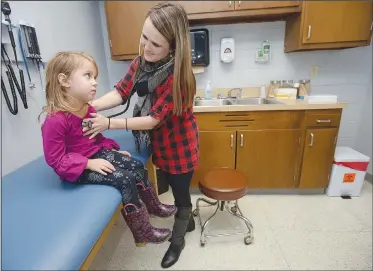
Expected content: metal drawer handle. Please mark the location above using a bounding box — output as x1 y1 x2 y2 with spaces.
240 134 244 147
230 134 234 148
307 25 312 39
317 119 331 123
309 133 314 147
229 1 232 6
238 1 241 5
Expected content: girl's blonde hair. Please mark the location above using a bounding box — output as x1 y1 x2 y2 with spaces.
39 51 98 121
143 2 196 115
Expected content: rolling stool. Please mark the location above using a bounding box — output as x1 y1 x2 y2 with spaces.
192 168 254 246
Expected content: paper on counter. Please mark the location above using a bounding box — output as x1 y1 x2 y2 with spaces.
192 66 204 74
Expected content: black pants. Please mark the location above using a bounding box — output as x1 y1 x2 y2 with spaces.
161 170 194 208
76 149 151 212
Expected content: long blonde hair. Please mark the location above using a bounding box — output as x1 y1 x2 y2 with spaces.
39 51 98 121
145 2 196 115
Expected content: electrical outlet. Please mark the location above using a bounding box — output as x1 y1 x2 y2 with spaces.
310 66 319 77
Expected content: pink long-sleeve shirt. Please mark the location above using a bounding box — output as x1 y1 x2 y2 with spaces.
41 105 120 182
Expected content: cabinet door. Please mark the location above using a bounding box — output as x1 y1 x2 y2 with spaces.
302 1 373 44
191 131 236 188
299 128 338 188
105 1 160 59
175 1 234 14
235 1 299 11
236 129 301 189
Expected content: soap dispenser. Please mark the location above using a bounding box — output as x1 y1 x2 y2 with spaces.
204 81 212 100
220 38 235 63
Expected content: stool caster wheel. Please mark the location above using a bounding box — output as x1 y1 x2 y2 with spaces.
200 241 205 247
192 209 199 217
231 206 238 214
244 236 253 245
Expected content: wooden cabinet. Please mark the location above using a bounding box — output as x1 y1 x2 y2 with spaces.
193 109 342 190
104 1 160 60
299 128 338 188
182 0 301 22
104 1 372 60
235 1 300 11
192 111 304 188
173 1 234 14
285 1 373 52
236 129 301 188
191 131 236 187
298 109 341 188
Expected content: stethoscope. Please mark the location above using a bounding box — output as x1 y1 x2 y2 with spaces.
82 40 174 130
1 1 28 115
106 41 174 119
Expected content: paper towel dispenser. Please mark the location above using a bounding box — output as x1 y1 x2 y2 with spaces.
190 28 209 67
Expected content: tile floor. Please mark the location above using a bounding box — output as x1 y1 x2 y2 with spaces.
89 181 372 270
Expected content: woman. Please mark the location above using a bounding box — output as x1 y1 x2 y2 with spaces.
82 2 199 269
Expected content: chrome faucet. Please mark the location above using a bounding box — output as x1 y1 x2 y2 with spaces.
228 88 243 99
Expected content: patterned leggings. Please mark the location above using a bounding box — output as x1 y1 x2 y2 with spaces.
76 148 151 212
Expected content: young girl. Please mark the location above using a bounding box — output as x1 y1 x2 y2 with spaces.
40 51 176 247
82 2 199 268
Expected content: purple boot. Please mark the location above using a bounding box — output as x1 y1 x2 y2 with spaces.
137 183 177 218
121 203 172 247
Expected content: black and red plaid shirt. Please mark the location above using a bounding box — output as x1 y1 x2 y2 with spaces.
115 58 199 174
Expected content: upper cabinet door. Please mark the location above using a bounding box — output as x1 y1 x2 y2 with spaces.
235 1 300 11
302 1 373 44
105 1 160 59
175 1 234 14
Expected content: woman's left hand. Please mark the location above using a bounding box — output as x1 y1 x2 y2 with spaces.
82 113 109 139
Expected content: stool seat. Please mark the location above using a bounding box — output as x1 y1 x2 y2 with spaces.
199 168 248 201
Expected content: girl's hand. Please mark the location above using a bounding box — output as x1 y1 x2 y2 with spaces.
113 149 131 157
86 159 115 175
82 113 109 139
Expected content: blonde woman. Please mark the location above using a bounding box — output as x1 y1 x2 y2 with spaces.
40 52 177 248
83 2 199 268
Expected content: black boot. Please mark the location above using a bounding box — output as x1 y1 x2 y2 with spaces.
161 207 192 269
168 215 195 242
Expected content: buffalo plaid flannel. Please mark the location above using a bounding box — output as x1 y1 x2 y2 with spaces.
115 59 199 174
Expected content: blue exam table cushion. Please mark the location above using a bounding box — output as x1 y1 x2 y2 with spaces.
2 130 151 270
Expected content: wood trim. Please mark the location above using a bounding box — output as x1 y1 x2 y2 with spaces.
79 204 122 270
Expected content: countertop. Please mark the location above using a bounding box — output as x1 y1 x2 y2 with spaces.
193 99 347 113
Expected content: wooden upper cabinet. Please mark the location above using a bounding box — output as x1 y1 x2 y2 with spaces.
174 1 234 14
235 1 300 11
285 1 373 52
105 1 160 60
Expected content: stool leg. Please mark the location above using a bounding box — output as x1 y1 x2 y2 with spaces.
225 200 254 245
193 197 218 217
200 200 220 246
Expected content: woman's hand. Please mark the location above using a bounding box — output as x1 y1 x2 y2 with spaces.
82 113 109 139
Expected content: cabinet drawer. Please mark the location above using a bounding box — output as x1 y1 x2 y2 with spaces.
196 111 303 130
306 111 341 127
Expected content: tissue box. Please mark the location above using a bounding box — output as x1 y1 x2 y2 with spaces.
274 88 297 99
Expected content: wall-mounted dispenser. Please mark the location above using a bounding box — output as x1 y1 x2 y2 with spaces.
220 38 235 63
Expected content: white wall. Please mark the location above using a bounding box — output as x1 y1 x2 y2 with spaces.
1 1 110 176
99 4 372 153
354 69 372 174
